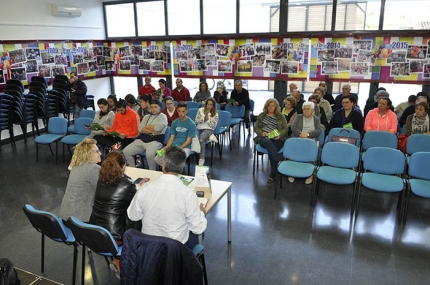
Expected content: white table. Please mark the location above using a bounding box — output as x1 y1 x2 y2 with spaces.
125 167 233 243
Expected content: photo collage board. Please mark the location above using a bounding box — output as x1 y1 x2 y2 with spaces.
0 40 172 85
172 38 309 80
310 36 430 83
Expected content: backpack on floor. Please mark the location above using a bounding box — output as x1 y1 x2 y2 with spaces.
0 258 20 285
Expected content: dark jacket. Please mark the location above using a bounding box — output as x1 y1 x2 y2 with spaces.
66 79 87 107
334 93 358 112
120 229 203 285
254 112 288 144
89 175 136 240
230 88 250 110
214 90 228 105
329 108 364 135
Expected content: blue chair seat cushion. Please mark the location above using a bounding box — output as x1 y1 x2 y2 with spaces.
361 173 404 192
409 179 430 198
34 134 64 144
99 246 122 257
317 166 357 185
278 161 315 178
61 135 87 145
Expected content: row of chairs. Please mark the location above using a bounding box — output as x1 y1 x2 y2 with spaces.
23 204 208 285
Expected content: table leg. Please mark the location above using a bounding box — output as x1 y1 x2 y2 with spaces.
228 186 231 243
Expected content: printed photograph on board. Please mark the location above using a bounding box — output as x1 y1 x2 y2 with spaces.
353 40 372 54
139 59 151 71
129 55 140 66
193 59 206 71
25 48 41 61
73 53 84 64
217 60 232 72
38 64 51 78
83 50 94 61
317 49 335 62
103 47 112 58
151 60 164 72
155 51 167 61
88 61 98 72
390 62 410 76
77 62 90 75
264 60 280 73
238 44 255 57
119 46 131 57
335 46 353 59
8 49 26 64
357 50 375 64
10 67 27 80
271 45 288 59
205 55 217 66
281 61 298 74
52 65 66 76
143 48 155 59
92 46 103 56
105 60 115 71
179 60 193 72
55 54 67 65
321 61 338 75
96 56 105 66
406 45 427 59
237 60 253 72
41 52 55 64
387 50 407 64
119 60 131 71
25 60 38 73
176 51 188 61
410 60 427 73
424 64 430 77
131 46 143 56
252 55 265 67
350 62 369 75
188 48 201 60
337 58 352 72
216 44 230 57
255 43 272 58
200 44 215 56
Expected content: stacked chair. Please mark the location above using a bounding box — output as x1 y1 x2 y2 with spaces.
0 93 14 149
28 76 49 130
52 75 71 120
4 80 28 143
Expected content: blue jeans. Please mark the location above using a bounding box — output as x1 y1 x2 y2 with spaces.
198 129 213 159
258 137 284 178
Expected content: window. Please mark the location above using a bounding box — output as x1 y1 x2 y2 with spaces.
383 0 430 30
203 0 236 34
113 77 138 97
105 3 136 38
240 0 280 33
167 0 200 35
287 0 333 32
137 1 166 36
335 0 380 31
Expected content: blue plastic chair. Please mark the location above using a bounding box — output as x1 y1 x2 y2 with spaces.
355 147 406 224
253 143 284 175
187 108 199 123
276 138 319 202
216 111 232 151
67 216 122 285
34 117 68 163
406 134 430 157
314 142 360 214
186 101 200 109
61 117 93 159
326 128 361 148
23 204 78 285
361 131 398 160
68 109 96 133
403 152 430 224
225 104 245 143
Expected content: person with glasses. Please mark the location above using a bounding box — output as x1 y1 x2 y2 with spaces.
290 102 322 185
59 139 102 222
161 96 179 126
333 84 358 112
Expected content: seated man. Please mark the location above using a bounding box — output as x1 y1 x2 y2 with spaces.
93 99 139 149
123 99 168 170
127 146 207 249
154 102 196 166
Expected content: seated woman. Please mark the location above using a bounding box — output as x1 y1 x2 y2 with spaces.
290 101 322 185
329 94 364 135
107 94 118 113
282 96 297 137
161 96 179 126
405 101 430 136
194 81 211 105
364 97 398 134
89 151 137 242
194 97 219 166
85 98 115 139
254 99 288 184
308 94 329 130
59 139 101 222
214 81 228 110
313 87 332 120
157 79 171 101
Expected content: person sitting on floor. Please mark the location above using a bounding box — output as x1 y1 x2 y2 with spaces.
127 146 207 250
254 98 288 184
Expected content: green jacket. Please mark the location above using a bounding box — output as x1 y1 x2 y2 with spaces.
254 112 288 144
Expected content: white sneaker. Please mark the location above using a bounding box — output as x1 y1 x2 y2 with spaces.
198 159 205 166
209 134 218 143
232 125 236 133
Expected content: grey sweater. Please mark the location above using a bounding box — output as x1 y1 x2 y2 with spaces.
193 91 211 103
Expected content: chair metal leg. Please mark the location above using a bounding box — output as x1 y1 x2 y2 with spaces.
252 148 256 175
81 244 86 285
55 141 58 164
199 253 208 285
41 234 45 273
72 244 78 285
48 144 54 156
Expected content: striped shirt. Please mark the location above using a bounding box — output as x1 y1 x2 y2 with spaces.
262 115 278 133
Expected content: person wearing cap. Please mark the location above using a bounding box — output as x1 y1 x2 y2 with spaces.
171 78 191 102
138 76 156 98
214 81 228 110
364 89 394 118
290 101 322 184
395 95 417 118
123 99 168 170
364 97 398 134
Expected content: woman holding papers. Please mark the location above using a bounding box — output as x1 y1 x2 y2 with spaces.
85 98 115 139
254 99 288 184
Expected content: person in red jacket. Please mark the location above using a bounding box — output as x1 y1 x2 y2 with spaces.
162 96 179 126
171 78 191 102
138 76 156 98
94 99 139 149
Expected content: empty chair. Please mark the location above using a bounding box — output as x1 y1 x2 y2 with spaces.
67 216 122 285
355 147 406 224
68 109 96 133
23 204 78 285
34 117 68 163
85 94 95 110
326 128 361 148
314 142 360 215
275 138 319 202
186 101 200 109
216 110 231 152
225 104 245 143
406 134 430 155
403 152 430 224
187 108 199 123
61 117 93 158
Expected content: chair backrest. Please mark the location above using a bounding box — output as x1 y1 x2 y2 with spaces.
406 134 430 155
187 108 199 123
327 128 361 148
249 99 255 113
318 129 325 147
163 127 171 145
225 104 245 119
282 138 318 162
23 204 72 242
73 117 93 135
321 142 359 169
67 216 120 257
218 110 232 127
363 147 405 175
186 101 199 109
47 117 68 134
216 103 221 110
79 109 96 119
362 131 398 150
409 152 430 180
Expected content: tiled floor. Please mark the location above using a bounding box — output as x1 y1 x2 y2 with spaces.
1 131 430 285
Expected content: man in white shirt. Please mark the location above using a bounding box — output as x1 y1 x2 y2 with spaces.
127 146 207 249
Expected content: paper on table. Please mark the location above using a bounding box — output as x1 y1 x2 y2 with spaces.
198 197 208 207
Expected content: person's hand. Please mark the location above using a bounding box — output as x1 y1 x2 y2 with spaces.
273 135 280 140
299 131 309 138
85 126 91 130
119 133 126 139
102 125 109 130
233 102 239 106
199 203 206 214
262 132 268 137
102 131 108 136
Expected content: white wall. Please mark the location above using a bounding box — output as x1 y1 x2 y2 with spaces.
0 0 105 40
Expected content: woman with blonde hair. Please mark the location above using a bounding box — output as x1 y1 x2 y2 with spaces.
195 97 219 166
254 98 288 184
59 139 101 221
